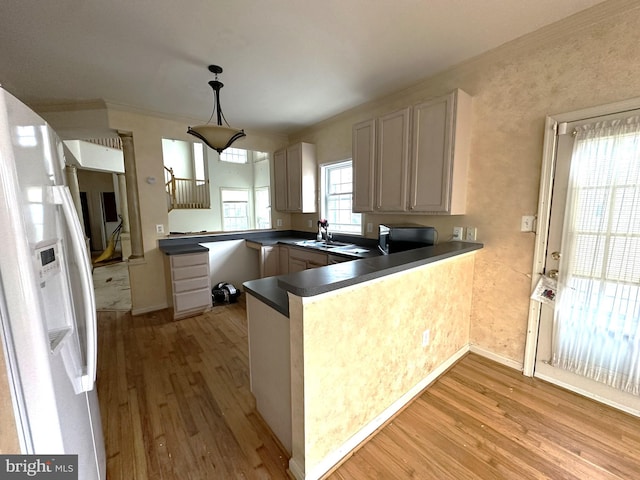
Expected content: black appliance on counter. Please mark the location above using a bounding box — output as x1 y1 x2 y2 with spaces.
378 223 436 255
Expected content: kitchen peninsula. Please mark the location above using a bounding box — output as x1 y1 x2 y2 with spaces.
242 240 482 480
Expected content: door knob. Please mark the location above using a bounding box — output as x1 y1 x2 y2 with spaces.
547 269 559 279
551 251 561 260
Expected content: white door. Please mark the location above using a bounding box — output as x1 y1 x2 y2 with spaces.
534 109 640 416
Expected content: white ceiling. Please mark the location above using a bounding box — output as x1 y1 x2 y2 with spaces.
0 0 606 136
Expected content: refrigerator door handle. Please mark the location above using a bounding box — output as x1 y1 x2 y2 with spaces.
53 185 97 392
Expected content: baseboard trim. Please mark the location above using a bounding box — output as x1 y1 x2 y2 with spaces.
535 362 640 417
303 345 469 480
469 344 523 371
130 303 168 316
289 459 305 480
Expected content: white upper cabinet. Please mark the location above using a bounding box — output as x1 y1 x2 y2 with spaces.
352 119 375 212
409 89 471 214
274 148 288 212
376 107 411 212
352 89 472 215
273 142 317 213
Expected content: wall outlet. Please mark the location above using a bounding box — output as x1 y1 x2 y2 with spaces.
367 223 373 233
276 218 283 227
465 227 477 241
422 329 430 347
156 224 164 234
521 215 536 232
307 219 313 228
453 226 464 240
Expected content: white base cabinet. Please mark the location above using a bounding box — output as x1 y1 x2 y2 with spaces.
287 246 327 271
165 251 212 319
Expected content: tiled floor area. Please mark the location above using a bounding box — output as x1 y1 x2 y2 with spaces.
92 261 131 311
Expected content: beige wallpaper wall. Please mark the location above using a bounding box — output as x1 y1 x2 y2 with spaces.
290 253 475 474
289 2 640 365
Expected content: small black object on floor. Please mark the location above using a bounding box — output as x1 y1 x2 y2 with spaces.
212 282 240 305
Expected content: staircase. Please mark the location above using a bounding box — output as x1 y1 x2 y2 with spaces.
164 166 210 211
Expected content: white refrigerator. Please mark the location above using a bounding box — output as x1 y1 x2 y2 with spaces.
0 87 106 479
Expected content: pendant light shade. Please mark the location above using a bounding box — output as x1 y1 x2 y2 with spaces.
187 65 246 154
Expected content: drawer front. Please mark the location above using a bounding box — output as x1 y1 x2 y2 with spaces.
174 288 211 313
173 276 210 294
170 252 208 268
172 264 209 281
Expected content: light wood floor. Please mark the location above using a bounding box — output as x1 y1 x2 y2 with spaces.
96 297 290 479
327 354 640 480
97 298 640 479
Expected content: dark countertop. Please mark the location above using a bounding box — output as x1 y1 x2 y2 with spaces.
159 229 311 247
249 237 381 260
157 231 482 317
243 276 291 315
159 243 210 255
243 241 482 317
158 229 380 259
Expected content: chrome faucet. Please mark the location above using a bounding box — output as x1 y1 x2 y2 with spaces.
318 219 330 244
325 230 332 244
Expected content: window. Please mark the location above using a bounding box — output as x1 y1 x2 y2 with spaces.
193 142 206 185
321 160 361 234
254 187 271 230
221 188 250 231
220 147 248 164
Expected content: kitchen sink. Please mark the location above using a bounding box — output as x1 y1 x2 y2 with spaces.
295 240 350 248
334 246 369 254
294 240 369 254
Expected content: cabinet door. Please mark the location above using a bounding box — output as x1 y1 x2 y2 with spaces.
274 148 288 211
409 95 452 212
377 107 410 211
286 143 303 212
289 257 307 273
352 119 375 212
298 143 317 213
261 246 280 278
279 246 290 274
409 89 471 214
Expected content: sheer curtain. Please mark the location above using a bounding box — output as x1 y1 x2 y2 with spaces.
552 116 640 395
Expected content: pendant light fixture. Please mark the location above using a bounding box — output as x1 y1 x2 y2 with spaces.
187 65 246 154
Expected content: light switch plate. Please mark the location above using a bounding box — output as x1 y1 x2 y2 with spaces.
521 215 536 232
465 227 477 241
